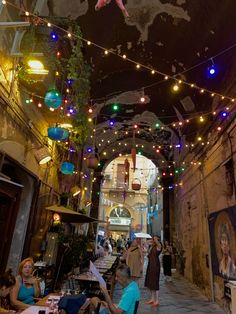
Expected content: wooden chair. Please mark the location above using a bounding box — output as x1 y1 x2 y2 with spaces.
78 298 101 314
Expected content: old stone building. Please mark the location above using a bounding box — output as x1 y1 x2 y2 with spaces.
1 0 236 313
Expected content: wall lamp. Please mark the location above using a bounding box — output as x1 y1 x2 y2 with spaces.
34 146 52 165
70 185 81 197
27 60 49 75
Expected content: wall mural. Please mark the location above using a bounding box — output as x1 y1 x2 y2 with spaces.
209 206 236 280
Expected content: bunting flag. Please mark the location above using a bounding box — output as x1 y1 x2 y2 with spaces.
140 213 143 232
124 158 130 186
131 148 136 172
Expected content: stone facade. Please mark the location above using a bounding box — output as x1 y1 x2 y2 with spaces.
174 120 236 311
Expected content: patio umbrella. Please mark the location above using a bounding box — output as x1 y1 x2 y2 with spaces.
45 204 98 224
134 232 152 239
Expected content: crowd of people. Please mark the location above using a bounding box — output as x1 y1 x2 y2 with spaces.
0 236 173 313
95 234 174 311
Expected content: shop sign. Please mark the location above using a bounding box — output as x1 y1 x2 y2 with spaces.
109 217 131 225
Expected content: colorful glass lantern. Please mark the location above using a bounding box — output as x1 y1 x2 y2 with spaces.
44 89 62 109
48 127 64 140
60 162 75 175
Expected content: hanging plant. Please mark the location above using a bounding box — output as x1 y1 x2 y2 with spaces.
66 25 91 148
17 24 59 84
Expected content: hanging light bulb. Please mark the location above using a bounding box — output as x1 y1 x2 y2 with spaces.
208 59 216 77
172 84 179 92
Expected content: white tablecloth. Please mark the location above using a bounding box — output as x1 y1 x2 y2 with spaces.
21 305 48 313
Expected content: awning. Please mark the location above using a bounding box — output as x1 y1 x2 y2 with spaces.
45 204 98 224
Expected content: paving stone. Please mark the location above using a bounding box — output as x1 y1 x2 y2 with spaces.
112 259 225 314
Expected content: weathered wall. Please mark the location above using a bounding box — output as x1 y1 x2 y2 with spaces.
174 120 236 309
0 3 60 270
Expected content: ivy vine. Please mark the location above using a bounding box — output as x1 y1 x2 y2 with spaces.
67 25 92 148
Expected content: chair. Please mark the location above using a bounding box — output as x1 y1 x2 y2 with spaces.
58 294 87 314
78 298 101 314
133 301 139 314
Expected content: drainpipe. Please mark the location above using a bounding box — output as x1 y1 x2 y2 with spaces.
199 163 215 302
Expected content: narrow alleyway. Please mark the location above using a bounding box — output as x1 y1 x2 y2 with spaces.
113 264 225 314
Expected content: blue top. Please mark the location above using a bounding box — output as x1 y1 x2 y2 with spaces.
18 278 35 305
118 281 140 314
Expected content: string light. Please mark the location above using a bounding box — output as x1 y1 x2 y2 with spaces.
3 2 236 163
3 0 236 103
50 31 59 42
140 96 145 103
172 84 179 92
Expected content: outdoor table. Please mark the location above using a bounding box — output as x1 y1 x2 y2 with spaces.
74 272 98 283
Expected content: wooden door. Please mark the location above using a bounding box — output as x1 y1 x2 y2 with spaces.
0 178 22 272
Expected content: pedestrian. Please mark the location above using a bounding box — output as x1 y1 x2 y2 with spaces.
116 237 122 253
163 240 173 282
144 235 162 307
91 264 140 314
126 239 143 280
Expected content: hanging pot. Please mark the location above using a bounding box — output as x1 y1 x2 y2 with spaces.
48 127 64 140
86 155 99 169
132 178 141 191
60 162 75 175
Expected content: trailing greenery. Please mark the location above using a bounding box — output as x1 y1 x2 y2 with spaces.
67 25 92 147
17 25 59 84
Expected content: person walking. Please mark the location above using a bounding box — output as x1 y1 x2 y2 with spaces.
144 235 162 307
126 239 144 280
162 240 173 282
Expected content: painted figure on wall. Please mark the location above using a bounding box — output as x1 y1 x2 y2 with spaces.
209 207 236 280
218 223 236 279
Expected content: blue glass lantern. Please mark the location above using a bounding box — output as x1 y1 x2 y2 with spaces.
48 127 64 140
44 89 62 109
60 162 75 175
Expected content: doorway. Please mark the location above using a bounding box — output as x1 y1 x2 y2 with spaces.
0 178 22 272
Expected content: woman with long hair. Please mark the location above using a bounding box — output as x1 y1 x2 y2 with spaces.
162 240 173 282
144 235 162 307
0 269 16 313
10 257 40 310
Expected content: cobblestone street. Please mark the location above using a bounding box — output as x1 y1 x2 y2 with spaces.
113 266 225 314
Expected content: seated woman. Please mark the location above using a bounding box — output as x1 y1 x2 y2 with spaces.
0 269 16 313
10 257 40 310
